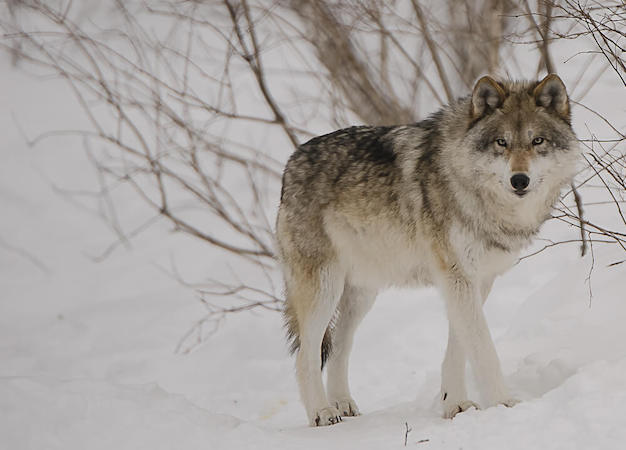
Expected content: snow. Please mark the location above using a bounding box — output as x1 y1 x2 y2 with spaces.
2 7 626 450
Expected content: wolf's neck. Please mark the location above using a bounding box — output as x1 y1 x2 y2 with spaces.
459 184 558 251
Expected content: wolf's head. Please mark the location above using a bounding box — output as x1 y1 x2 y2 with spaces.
458 74 580 211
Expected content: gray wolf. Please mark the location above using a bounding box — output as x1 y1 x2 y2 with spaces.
276 74 580 426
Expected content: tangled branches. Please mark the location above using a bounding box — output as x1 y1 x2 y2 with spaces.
1 1 624 349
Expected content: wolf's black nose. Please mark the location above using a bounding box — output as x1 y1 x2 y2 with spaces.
510 173 530 191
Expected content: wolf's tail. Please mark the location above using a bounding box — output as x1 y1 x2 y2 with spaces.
284 301 333 370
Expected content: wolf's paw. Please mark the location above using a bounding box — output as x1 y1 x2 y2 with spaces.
443 400 481 419
332 398 360 417
312 406 342 426
498 398 520 408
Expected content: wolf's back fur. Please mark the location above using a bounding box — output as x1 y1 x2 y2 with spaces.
277 74 580 426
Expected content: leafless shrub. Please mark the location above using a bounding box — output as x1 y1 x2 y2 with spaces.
552 0 626 85
1 0 624 346
1 0 290 347
447 0 517 88
549 0 625 260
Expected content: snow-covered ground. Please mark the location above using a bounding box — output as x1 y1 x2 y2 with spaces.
2 11 626 450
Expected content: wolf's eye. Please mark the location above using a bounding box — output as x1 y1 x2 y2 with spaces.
496 138 507 147
532 137 545 145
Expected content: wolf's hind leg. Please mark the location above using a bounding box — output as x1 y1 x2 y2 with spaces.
292 264 346 426
325 285 377 417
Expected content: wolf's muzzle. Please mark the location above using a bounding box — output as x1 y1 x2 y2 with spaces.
510 173 530 195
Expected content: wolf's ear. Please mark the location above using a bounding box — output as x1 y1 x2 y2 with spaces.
471 76 506 119
533 73 570 121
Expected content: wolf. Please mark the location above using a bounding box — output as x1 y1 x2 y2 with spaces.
276 74 580 426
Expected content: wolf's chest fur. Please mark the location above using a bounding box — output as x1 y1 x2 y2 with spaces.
324 207 519 289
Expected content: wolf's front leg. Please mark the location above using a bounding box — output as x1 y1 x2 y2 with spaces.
440 274 499 417
439 274 517 408
440 325 480 418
